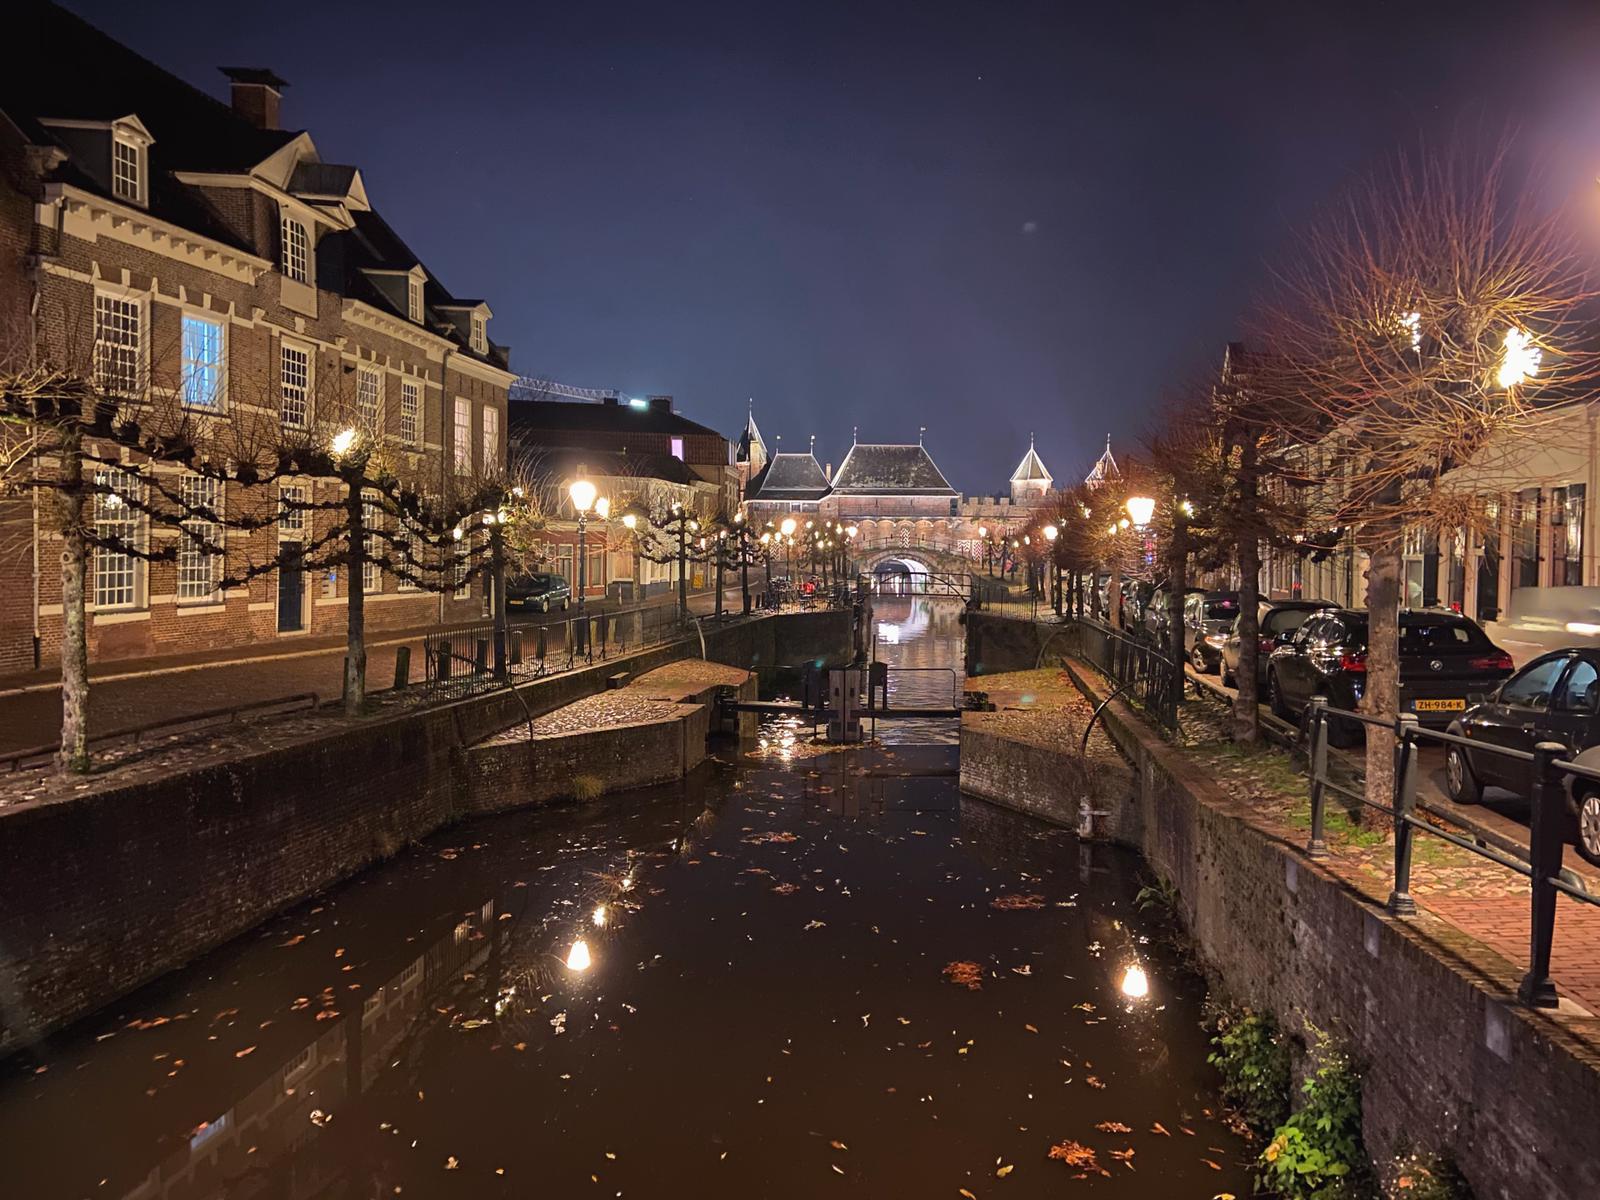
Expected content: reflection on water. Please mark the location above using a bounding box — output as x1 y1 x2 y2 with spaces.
0 597 1251 1198
871 596 965 746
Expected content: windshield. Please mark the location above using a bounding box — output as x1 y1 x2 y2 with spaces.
1264 608 1319 636
1204 599 1239 620
1341 618 1488 653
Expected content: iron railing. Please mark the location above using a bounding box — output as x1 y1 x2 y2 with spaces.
1069 617 1182 731
1302 696 1598 1009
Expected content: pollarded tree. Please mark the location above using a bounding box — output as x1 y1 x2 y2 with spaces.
1260 144 1598 815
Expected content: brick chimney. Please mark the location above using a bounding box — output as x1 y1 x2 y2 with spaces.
220 67 289 130
647 395 673 413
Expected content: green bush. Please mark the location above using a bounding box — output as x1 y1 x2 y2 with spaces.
570 774 604 802
1257 1034 1369 1200
1209 1009 1292 1133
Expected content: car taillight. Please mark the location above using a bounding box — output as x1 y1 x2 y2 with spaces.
1259 637 1276 653
1339 652 1367 673
1468 651 1514 672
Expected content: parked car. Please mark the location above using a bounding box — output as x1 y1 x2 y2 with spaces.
1145 585 1204 647
1266 608 1514 746
506 571 571 613
1444 649 1600 865
1182 590 1241 673
1220 599 1335 688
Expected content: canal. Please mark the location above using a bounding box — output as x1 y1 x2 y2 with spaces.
2 597 1252 1198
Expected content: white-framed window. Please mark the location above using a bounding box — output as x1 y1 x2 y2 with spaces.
180 313 224 409
481 406 498 473
177 474 224 601
93 468 143 609
453 543 470 599
394 522 421 592
280 212 310 283
453 398 472 474
277 482 308 536
357 365 383 430
93 292 142 397
282 1045 314 1082
362 497 382 594
407 276 423 322
470 313 486 353
400 379 421 444
280 343 310 429
111 134 144 206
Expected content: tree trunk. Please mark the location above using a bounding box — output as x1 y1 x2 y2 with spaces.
490 526 508 680
677 527 688 621
1233 439 1262 743
1166 516 1188 671
1363 526 1402 830
344 484 367 716
1108 558 1123 630
715 553 725 619
56 429 90 774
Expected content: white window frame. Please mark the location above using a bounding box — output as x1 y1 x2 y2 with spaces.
177 474 224 602
453 543 470 599
93 290 143 398
400 379 421 444
470 313 486 353
93 468 144 610
280 341 311 429
111 133 145 206
356 364 383 431
453 398 472 474
180 312 225 410
362 496 382 595
277 482 308 537
279 211 310 284
481 406 498 474
670 436 684 461
407 276 423 322
394 520 421 592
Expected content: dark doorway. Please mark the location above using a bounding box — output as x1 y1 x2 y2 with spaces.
278 551 305 633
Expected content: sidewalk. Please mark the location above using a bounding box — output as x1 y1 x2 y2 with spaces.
0 585 751 757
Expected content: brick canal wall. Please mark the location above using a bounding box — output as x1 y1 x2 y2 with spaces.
962 610 1073 677
0 609 851 1057
959 652 1600 1200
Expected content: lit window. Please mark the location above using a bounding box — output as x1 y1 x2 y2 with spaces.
93 293 142 396
395 521 420 592
453 542 470 599
670 437 684 461
111 136 143 205
408 276 423 322
177 474 223 601
277 483 307 534
93 468 142 609
280 344 310 428
470 313 486 353
280 213 310 283
181 314 223 409
453 398 472 474
362 497 382 594
400 379 421 444
481 406 498 473
357 365 382 430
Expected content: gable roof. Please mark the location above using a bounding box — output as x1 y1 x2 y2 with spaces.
1011 439 1052 484
746 452 830 501
508 397 724 442
829 443 956 496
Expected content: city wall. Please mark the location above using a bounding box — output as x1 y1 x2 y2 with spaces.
959 611 1600 1200
0 608 851 1057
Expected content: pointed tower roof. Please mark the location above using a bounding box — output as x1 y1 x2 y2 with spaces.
1086 434 1120 489
735 403 768 467
1010 434 1052 485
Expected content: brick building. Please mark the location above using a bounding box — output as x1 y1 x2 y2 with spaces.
0 3 514 671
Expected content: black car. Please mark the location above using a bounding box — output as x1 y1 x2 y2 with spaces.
1445 649 1600 866
1144 585 1203 647
1182 590 1241 673
1266 608 1514 746
505 571 572 613
1220 599 1335 689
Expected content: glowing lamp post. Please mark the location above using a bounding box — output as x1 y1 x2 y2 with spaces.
1043 523 1061 615
568 469 606 653
1125 495 1155 528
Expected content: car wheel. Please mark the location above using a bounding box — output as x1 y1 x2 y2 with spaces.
561 598 570 611
1268 671 1292 721
1221 663 1235 689
1577 791 1600 868
539 599 550 613
1190 645 1207 673
1445 744 1482 805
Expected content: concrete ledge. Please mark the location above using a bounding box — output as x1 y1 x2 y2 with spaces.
1021 659 1600 1200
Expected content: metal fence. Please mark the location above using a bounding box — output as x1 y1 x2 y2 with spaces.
420 603 690 696
1069 617 1182 731
1302 696 1599 1009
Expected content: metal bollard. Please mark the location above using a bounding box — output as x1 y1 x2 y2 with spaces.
510 631 523 667
1306 696 1330 859
536 625 548 665
392 645 411 690
474 638 489 674
436 641 452 681
1519 741 1567 1008
1388 713 1420 916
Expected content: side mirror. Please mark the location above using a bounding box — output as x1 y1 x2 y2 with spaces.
1466 692 1486 708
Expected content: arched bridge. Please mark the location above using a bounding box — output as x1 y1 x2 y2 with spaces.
851 539 979 576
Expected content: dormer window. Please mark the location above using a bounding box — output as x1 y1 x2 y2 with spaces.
280 212 310 283
470 313 487 353
111 134 144 205
408 276 423 323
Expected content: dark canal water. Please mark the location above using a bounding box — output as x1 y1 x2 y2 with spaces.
2 598 1252 1198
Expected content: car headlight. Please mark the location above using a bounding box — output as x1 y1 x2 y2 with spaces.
1205 634 1226 647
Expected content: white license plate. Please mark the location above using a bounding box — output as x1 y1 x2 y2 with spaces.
1413 698 1465 712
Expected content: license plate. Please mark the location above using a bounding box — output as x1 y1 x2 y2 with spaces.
1413 698 1465 712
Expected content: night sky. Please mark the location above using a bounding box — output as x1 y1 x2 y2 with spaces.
65 0 1600 491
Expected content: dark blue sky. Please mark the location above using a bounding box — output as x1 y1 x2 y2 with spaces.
69 0 1600 491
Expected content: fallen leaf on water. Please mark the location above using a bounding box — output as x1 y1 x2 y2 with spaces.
1085 1076 1105 1089
1024 1024 1039 1034
1011 965 1032 976
1109 1147 1135 1167
234 1046 256 1058
1201 1158 1222 1170
1151 1122 1171 1137
1095 1122 1132 1134
1047 1140 1109 1178
996 1163 1014 1177
942 961 984 990
959 1189 977 1199
830 1139 848 1151
989 894 1046 910
804 920 827 931
773 883 800 895
444 1156 459 1170
280 935 305 947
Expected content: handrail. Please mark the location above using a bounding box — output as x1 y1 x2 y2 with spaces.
1301 695 1596 1010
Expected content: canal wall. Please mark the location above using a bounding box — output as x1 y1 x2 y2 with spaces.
961 652 1600 1200
0 608 851 1057
962 610 1073 677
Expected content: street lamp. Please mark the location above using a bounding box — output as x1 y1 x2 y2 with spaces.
568 468 607 646
1125 495 1155 528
